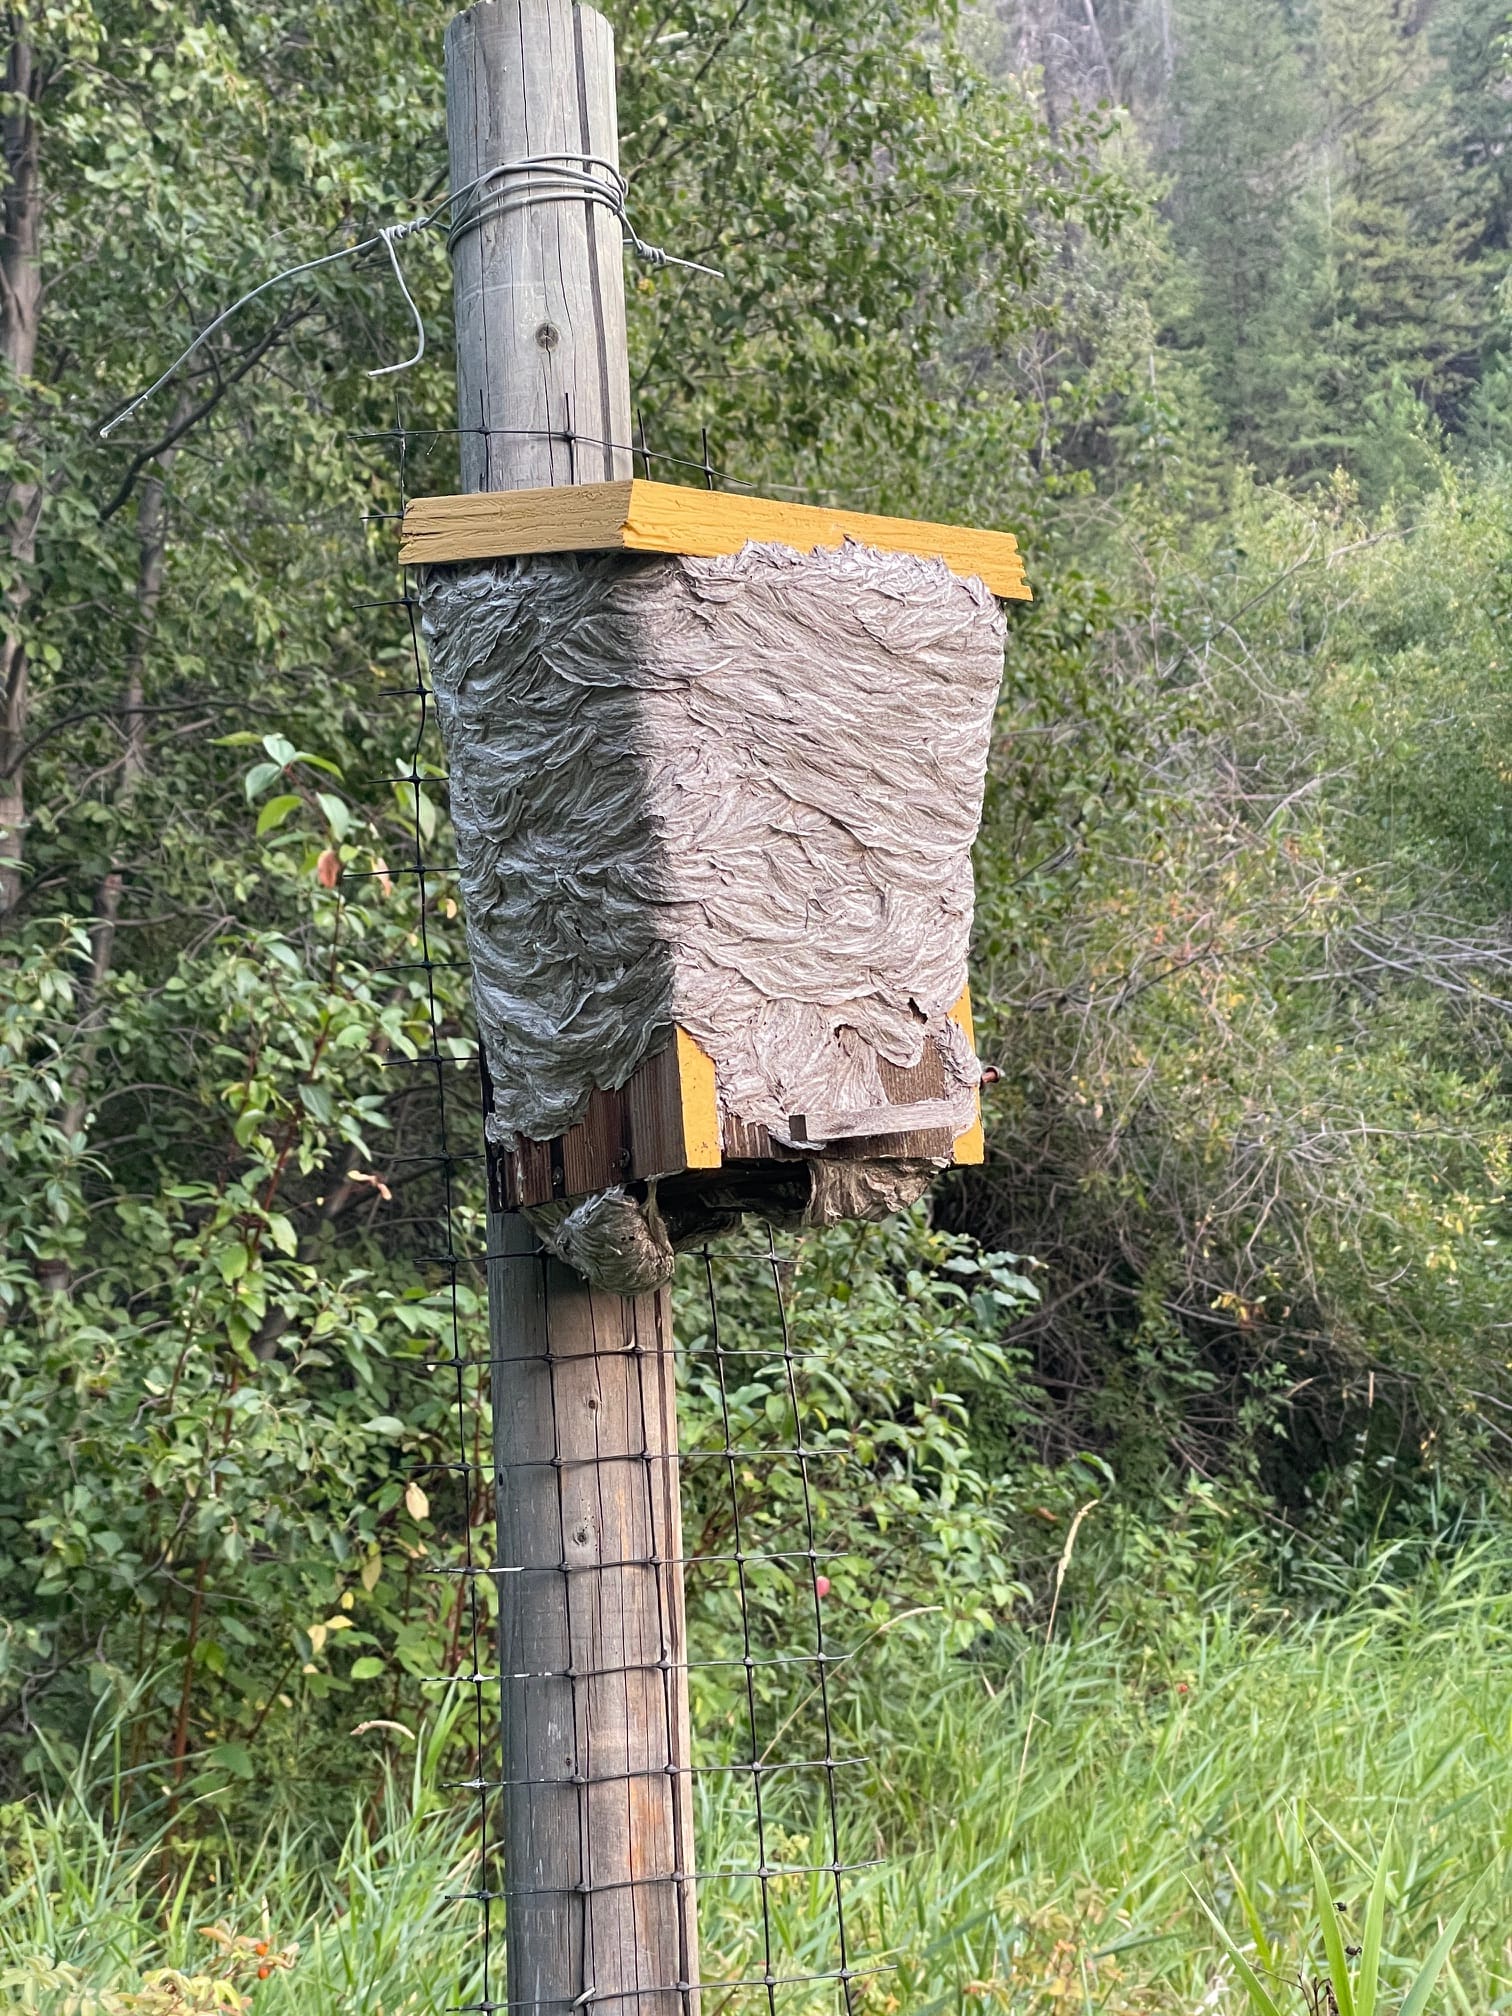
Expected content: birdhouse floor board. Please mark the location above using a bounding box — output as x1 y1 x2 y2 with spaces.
498 1000 983 1211
399 478 1031 600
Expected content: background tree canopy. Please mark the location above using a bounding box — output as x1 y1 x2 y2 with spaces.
0 0 1122 1813
5 1 1512 2002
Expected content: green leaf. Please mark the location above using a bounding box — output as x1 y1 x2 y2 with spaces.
266 1213 299 1257
1399 1899 1472 2016
244 760 282 801
256 792 303 835
350 1656 384 1680
215 1242 250 1284
261 733 299 766
1188 1886 1285 2016
362 1415 405 1435
232 1109 267 1149
1355 1839 1390 2016
1309 1843 1356 2016
1226 1859 1275 1980
317 791 352 841
298 1082 334 1124
210 1741 254 1780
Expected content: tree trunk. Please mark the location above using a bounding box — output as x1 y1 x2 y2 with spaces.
0 16 43 919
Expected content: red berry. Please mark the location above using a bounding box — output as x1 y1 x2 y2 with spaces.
814 1576 831 1598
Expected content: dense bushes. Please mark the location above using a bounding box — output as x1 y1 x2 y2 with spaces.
6 0 1512 1854
951 469 1512 1524
0 0 1113 1814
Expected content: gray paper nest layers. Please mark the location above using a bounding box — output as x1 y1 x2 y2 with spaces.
419 535 1006 1189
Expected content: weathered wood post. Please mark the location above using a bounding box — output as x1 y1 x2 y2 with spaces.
421 20 1031 2008
443 6 701 2012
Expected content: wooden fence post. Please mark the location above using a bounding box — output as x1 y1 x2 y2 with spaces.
446 0 632 495
443 6 700 2012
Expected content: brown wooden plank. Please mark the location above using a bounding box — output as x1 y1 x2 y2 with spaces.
878 1046 947 1101
510 1133 555 1210
559 1084 626 1198
625 1044 677 1182
831 1125 956 1162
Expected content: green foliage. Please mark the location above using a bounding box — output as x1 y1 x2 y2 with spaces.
0 0 1130 1826
1165 0 1314 468
949 462 1512 1524
1198 1833 1472 2016
613 0 1135 484
0 783 481 1804
6 1530 1512 2012
6 0 1512 1948
0 1696 486 2011
675 1213 1045 1685
1006 0 1512 492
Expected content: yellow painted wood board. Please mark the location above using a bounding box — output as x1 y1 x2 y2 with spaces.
399 478 1031 600
949 985 985 1166
673 1027 722 1170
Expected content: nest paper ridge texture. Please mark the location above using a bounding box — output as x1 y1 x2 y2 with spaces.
420 536 1006 1263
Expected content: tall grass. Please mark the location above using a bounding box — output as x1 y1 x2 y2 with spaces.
0 1706 483 2014
833 1537 1512 2012
5 1541 1511 2013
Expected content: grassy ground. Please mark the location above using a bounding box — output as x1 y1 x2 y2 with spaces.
844 1538 1512 2013
4 1539 1510 2014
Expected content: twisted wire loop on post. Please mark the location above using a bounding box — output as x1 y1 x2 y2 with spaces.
100 162 718 441
443 154 717 277
371 409 878 2014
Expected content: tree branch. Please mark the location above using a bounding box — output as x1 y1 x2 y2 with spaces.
96 302 316 524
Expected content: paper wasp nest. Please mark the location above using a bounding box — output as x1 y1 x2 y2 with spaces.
421 537 1004 1289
